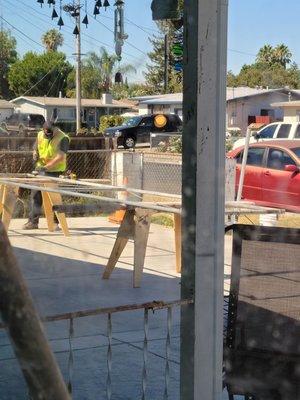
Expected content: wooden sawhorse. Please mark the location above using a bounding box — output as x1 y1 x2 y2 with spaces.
102 207 182 287
0 183 70 236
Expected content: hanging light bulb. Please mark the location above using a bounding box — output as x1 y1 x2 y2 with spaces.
103 0 110 10
57 16 64 28
52 8 59 19
115 72 123 84
37 0 44 7
82 14 89 27
73 24 80 35
93 5 100 16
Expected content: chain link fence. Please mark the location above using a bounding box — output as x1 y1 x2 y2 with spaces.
0 150 112 181
142 152 182 195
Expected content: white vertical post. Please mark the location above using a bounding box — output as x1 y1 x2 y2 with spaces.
236 128 251 202
181 1 228 399
76 0 81 133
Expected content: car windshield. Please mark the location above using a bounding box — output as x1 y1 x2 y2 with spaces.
122 116 142 127
291 147 300 159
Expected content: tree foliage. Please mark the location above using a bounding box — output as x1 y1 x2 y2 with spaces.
8 52 72 97
67 48 136 98
0 30 18 98
42 29 64 52
228 44 300 89
144 1 183 94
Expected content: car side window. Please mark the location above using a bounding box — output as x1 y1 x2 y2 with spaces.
139 117 153 127
236 148 265 166
258 125 277 138
267 149 296 170
276 124 292 138
295 124 300 139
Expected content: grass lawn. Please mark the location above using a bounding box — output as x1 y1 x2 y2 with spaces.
150 212 300 229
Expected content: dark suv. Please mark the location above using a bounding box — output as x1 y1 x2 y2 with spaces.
1 113 45 135
104 114 182 149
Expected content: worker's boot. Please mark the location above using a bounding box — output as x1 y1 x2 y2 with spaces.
22 221 39 230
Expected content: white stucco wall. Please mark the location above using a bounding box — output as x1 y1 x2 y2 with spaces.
14 102 47 118
227 92 289 134
282 107 300 123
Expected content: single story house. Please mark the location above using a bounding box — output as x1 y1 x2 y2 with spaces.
0 99 15 123
10 94 134 128
271 100 300 123
133 87 300 134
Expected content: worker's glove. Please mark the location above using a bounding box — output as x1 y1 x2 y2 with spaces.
34 166 47 176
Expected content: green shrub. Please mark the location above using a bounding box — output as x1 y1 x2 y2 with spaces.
99 115 125 133
157 135 182 154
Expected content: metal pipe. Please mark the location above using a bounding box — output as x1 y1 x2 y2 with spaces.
76 0 81 132
236 128 252 201
0 299 194 328
0 178 182 214
26 174 182 199
0 222 70 399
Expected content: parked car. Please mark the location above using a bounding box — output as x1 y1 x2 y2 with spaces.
232 122 300 150
104 114 182 149
227 140 300 212
1 113 45 135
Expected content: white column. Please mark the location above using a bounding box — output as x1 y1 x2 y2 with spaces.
181 1 228 399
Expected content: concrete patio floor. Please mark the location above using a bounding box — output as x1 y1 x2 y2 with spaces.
0 217 233 400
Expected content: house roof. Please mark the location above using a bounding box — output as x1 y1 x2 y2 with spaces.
271 100 300 108
133 87 299 105
0 99 14 109
11 96 132 109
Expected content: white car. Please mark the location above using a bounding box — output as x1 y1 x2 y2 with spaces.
232 122 300 149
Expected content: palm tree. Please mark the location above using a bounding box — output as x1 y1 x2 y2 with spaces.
273 44 292 69
84 48 136 93
256 44 274 66
42 29 64 52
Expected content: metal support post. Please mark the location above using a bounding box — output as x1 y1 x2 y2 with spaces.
181 1 228 399
76 0 81 132
164 33 169 93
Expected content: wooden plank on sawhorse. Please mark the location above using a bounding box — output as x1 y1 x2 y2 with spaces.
0 182 69 236
102 208 151 288
0 184 19 231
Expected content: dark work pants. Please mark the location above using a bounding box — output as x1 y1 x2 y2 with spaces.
29 171 62 225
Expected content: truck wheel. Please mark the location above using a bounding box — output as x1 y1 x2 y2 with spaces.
123 137 136 149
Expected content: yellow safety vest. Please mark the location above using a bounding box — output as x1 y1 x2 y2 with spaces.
36 129 69 172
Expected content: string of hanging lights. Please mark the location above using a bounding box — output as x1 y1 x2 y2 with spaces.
36 0 111 34
35 0 127 60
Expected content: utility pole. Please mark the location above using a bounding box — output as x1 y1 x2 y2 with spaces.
75 0 81 132
164 33 169 93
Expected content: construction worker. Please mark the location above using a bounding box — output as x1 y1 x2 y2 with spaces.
23 121 70 230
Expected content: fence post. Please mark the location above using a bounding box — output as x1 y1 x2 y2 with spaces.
0 222 71 400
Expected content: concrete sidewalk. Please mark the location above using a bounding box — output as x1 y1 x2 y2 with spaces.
0 217 233 400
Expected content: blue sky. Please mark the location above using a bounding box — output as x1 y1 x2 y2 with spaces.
1 0 300 82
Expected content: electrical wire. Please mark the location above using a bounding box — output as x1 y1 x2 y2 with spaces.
14 0 142 63
88 12 148 56
3 0 74 51
0 15 44 49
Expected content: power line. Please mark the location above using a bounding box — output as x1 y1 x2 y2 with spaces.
3 0 74 51
89 13 148 56
0 15 44 49
17 0 142 63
